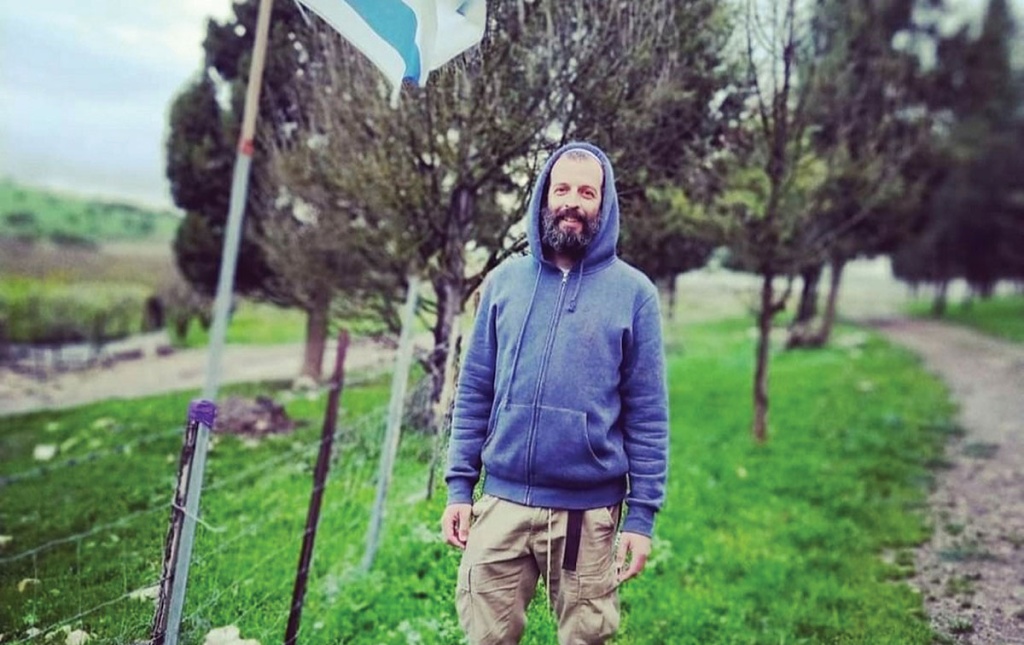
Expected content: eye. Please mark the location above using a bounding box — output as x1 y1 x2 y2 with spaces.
553 186 568 195
581 189 597 199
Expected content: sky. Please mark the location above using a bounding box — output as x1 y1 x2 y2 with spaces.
0 0 1020 211
0 1 234 209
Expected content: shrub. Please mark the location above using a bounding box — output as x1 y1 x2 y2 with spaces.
0 279 150 346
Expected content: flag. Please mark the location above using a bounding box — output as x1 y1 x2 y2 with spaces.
295 0 487 102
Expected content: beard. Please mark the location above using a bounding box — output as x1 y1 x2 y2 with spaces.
540 205 600 259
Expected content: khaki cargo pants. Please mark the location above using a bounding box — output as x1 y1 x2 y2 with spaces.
456 494 620 645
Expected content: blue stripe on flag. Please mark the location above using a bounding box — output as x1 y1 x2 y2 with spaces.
345 0 422 83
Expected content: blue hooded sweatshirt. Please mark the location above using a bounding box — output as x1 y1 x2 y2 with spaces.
445 142 669 536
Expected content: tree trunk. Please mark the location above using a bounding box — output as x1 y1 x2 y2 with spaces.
794 263 823 325
428 276 464 409
664 275 677 321
426 187 471 411
931 280 949 317
810 257 845 346
299 290 330 382
785 263 823 348
753 273 773 443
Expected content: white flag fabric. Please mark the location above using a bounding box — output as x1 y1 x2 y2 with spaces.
296 0 487 101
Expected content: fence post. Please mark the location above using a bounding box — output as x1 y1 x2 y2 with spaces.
284 331 350 645
151 400 216 645
361 276 420 572
155 1 275 641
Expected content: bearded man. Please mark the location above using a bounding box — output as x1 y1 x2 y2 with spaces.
442 142 670 645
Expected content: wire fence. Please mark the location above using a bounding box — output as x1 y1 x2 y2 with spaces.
0 362 439 645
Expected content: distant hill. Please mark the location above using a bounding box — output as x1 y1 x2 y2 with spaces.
0 178 181 246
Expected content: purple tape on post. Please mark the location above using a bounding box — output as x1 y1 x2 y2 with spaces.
188 399 217 428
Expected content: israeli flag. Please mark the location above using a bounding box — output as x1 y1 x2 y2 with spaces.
296 0 487 102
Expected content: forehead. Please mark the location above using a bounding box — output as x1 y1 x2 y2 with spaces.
549 156 604 187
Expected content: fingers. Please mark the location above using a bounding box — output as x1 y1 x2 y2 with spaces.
616 532 652 584
619 549 648 583
615 535 628 577
457 505 470 546
441 503 472 549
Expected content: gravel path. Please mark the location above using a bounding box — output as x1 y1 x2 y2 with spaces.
874 318 1024 644
0 336 403 417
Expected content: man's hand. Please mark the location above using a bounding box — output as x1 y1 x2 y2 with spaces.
615 532 652 584
441 503 473 549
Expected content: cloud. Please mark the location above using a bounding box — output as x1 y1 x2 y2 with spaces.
0 1 233 207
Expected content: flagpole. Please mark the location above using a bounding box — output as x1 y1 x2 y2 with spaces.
162 0 275 642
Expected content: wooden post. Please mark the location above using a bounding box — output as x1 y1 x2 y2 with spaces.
285 331 350 645
150 400 215 645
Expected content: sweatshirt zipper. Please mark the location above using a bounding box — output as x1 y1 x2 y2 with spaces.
524 270 570 505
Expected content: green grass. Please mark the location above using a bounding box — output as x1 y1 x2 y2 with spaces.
175 301 309 348
908 294 1024 343
0 178 179 245
0 320 955 644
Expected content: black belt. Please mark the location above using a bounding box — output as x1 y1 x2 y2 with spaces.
562 510 584 572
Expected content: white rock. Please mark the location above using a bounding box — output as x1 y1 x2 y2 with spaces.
128 585 160 602
65 629 91 645
33 445 57 461
203 626 240 645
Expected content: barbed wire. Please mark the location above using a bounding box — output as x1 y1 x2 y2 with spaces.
0 401 392 565
7 578 169 644
1 370 431 645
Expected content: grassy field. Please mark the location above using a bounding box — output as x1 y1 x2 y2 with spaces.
0 317 956 644
908 294 1024 343
175 302 309 349
0 179 179 246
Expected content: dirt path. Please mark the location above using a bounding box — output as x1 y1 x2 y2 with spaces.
873 318 1024 644
0 336 406 417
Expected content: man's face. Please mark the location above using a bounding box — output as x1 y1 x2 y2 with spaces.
541 156 604 257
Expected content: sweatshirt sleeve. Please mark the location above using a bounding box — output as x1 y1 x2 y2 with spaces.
444 278 498 505
619 292 670 536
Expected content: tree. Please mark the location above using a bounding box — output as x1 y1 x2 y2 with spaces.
564 2 737 316
892 0 1024 307
167 1 360 381
273 0 734 407
668 0 835 441
781 0 937 348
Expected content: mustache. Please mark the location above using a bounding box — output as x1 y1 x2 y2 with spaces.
553 206 586 222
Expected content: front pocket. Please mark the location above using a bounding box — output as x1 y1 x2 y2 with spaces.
481 404 533 481
532 405 608 488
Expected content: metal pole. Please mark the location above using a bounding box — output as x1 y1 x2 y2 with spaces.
163 0 276 641
284 331 350 645
361 276 420 572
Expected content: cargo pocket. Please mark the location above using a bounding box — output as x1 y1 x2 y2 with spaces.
554 568 620 645
456 559 523 643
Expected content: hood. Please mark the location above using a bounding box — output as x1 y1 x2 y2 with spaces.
526 141 620 272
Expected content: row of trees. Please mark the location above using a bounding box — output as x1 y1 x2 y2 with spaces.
167 0 1022 441
892 0 1024 311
